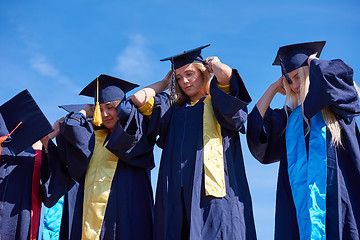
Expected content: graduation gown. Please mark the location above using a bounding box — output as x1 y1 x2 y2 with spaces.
149 70 257 240
0 148 37 240
246 59 360 240
47 100 154 240
0 145 66 240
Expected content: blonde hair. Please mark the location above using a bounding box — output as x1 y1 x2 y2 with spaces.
283 66 342 146
172 62 212 105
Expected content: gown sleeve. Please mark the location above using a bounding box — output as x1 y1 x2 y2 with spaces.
210 69 252 133
304 59 360 119
246 105 288 164
40 140 76 208
106 100 155 169
146 92 173 149
55 112 95 182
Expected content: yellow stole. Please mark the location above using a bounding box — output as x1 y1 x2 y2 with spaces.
203 96 226 197
82 129 119 240
138 84 229 198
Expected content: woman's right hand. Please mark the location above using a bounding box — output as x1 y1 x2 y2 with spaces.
256 76 286 118
80 104 94 119
272 76 286 95
40 116 65 150
49 117 65 139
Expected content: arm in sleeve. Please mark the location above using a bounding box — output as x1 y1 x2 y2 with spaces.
304 59 360 119
40 140 76 208
106 100 155 169
246 105 287 164
146 92 173 148
55 112 95 182
210 69 252 133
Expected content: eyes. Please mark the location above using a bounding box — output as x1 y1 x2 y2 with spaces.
100 104 114 112
289 74 300 84
176 71 194 81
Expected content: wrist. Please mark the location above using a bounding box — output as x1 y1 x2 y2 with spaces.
161 79 169 91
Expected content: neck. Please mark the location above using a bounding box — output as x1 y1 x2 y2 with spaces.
189 91 206 102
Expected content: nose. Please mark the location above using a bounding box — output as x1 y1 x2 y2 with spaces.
181 77 189 84
102 110 109 117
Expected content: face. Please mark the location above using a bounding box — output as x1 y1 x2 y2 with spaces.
287 68 301 95
176 63 205 101
100 102 119 132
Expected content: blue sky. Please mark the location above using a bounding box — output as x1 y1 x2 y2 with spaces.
1 1 359 239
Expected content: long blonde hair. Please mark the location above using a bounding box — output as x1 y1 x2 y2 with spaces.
173 62 212 105
283 66 342 146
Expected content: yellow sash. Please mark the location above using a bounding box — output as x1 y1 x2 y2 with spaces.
82 129 119 240
138 91 227 198
203 96 226 197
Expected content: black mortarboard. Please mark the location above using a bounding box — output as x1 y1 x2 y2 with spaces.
0 90 53 155
79 74 139 126
79 74 139 104
273 41 326 84
160 44 210 70
160 44 210 104
59 104 89 113
0 112 11 143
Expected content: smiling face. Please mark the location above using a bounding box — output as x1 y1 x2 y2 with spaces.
100 102 119 132
175 63 205 102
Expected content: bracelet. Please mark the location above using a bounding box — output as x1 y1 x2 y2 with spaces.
69 116 82 123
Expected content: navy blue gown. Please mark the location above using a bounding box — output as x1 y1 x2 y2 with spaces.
0 147 38 240
0 144 69 240
149 70 257 240
247 59 360 240
43 100 155 240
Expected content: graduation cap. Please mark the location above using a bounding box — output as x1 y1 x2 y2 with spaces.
58 104 90 113
0 90 53 155
160 44 210 69
160 44 210 103
273 41 326 84
79 74 139 126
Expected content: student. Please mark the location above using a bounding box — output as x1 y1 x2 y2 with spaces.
50 74 154 239
132 45 257 240
0 90 59 240
246 41 360 240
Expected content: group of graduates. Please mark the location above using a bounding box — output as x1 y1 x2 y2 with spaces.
0 40 360 240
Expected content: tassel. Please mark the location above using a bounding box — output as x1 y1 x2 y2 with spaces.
0 121 22 159
93 102 102 126
92 77 102 126
169 58 176 106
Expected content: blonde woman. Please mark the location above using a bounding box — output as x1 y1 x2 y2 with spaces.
132 45 257 240
246 41 360 240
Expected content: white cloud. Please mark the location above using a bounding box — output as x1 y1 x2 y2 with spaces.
114 34 154 83
30 56 80 94
31 56 59 78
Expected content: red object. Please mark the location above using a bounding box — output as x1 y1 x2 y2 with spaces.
30 149 42 240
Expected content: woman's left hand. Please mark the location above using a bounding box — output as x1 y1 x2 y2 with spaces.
205 56 232 85
205 56 221 74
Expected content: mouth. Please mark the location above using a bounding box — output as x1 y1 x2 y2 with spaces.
103 119 112 123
